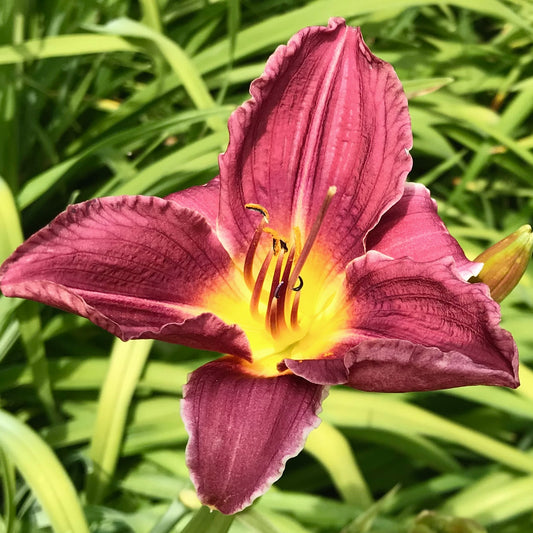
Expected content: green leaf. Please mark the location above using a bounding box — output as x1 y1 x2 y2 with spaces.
15 301 60 424
85 338 152 504
97 18 226 133
410 510 486 533
0 408 90 533
442 473 533 526
0 34 138 64
323 389 533 474
341 486 399 533
0 177 22 263
0 447 16 533
178 506 234 533
305 421 373 508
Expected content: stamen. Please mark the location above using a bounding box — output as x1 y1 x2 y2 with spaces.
265 248 286 336
249 248 273 319
294 227 302 255
275 245 295 333
269 297 281 338
244 188 336 337
244 219 266 289
274 282 284 299
285 186 337 323
290 290 301 330
263 228 286 255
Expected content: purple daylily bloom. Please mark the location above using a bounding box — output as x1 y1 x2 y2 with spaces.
0 18 518 515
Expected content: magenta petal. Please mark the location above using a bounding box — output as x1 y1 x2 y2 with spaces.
286 251 520 390
367 183 480 279
339 251 518 388
286 337 518 391
218 18 412 272
0 196 251 358
344 338 518 392
182 356 325 514
284 358 349 385
165 176 220 228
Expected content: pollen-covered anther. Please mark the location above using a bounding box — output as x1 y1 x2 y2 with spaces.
263 228 286 255
245 203 269 221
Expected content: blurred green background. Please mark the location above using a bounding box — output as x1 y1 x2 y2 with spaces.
1 1 533 532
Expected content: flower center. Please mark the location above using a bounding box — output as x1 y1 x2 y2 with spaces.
203 186 347 377
243 186 337 341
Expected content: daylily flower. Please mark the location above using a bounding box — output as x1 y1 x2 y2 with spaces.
0 18 518 515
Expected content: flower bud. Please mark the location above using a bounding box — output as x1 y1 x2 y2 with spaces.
470 225 533 302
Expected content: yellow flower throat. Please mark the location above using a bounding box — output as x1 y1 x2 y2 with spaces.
207 186 348 377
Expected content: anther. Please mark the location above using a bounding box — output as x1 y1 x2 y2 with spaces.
274 282 285 299
263 228 287 256
245 204 269 222
249 248 274 319
292 276 304 292
244 219 267 289
262 247 286 337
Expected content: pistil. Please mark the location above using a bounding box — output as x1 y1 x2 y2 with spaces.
284 186 337 322
265 249 286 336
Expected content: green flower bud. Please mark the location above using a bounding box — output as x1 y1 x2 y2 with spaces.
471 225 533 302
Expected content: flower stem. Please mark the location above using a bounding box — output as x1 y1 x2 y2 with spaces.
179 506 235 533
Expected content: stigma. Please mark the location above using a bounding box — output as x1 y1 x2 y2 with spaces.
243 186 336 339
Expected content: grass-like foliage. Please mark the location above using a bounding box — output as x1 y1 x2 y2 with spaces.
1 1 533 532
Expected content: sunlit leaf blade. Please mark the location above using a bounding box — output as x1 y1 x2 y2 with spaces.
178 506 234 533
323 389 533 474
0 409 90 533
86 338 152 504
96 18 226 133
15 301 60 424
0 447 16 533
0 177 22 262
305 421 373 508
0 34 138 64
